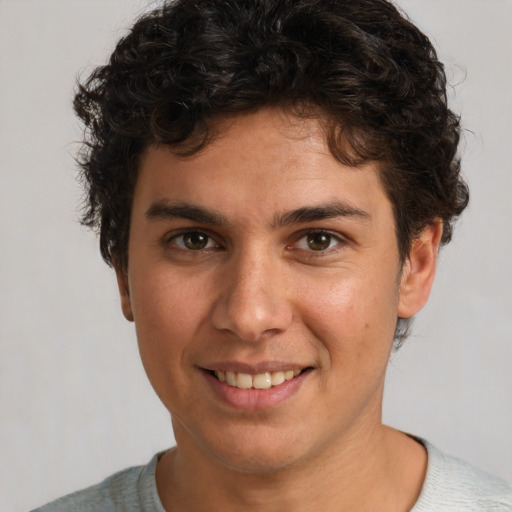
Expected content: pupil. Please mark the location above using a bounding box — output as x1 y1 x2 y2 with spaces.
308 233 330 250
184 232 207 250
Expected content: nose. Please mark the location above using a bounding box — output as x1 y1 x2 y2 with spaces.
211 250 293 342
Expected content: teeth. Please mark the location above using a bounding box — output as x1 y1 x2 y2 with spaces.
253 372 271 389
271 371 285 386
214 369 303 389
226 371 236 386
236 373 253 389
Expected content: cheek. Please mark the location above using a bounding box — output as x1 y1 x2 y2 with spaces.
128 270 209 386
297 272 399 362
131 266 208 335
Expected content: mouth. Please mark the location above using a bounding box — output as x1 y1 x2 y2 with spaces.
202 365 312 410
209 368 308 390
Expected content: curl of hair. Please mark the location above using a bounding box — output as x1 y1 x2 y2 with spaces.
74 0 469 345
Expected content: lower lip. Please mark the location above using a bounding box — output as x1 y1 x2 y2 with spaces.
203 370 311 411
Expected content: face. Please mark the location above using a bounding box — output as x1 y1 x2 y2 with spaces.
117 108 438 473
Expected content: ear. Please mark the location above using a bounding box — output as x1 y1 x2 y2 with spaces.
114 259 134 322
398 221 443 319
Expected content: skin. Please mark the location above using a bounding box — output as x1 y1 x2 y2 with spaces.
116 108 442 511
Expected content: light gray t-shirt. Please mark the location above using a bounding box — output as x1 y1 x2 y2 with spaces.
33 440 512 511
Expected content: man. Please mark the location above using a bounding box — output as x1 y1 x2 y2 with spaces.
34 0 512 510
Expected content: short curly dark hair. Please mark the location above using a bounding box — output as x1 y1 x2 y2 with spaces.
74 0 469 343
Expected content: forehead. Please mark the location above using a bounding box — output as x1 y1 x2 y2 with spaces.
134 109 390 224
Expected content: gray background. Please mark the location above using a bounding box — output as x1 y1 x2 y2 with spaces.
0 1 510 510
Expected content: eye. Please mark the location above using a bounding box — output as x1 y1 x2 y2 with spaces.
169 231 218 251
294 230 342 251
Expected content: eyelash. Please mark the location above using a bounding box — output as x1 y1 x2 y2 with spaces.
290 229 345 254
165 230 222 253
164 229 347 256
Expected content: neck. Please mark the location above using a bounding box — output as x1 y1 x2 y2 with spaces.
155 422 427 512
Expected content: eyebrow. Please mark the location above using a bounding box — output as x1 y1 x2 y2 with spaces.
146 201 228 225
273 202 370 227
145 200 370 227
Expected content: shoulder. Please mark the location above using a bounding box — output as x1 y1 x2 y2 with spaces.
412 439 512 511
31 453 165 512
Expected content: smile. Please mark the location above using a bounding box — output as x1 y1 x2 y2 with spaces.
214 369 302 390
204 366 312 410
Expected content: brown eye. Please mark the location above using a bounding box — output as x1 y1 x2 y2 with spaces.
306 232 332 251
182 232 209 250
292 230 342 253
172 231 215 251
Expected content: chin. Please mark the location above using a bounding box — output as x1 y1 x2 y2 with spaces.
213 447 303 475
199 423 315 475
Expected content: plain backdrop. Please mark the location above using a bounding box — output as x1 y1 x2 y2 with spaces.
0 1 511 510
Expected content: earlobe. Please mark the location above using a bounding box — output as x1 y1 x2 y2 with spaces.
114 263 134 322
398 221 443 319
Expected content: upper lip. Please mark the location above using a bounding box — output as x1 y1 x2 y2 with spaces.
200 361 311 374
